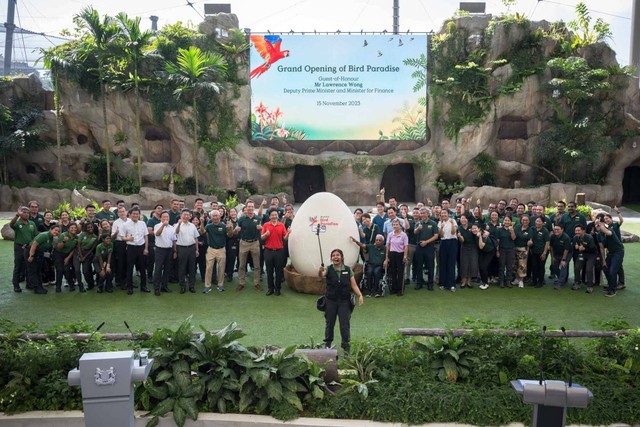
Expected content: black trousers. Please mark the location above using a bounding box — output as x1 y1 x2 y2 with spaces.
54 250 75 290
388 251 405 293
531 252 546 286
93 258 113 291
27 252 44 290
478 250 495 284
414 244 435 288
196 241 207 281
264 248 285 291
365 263 383 295
153 247 173 291
574 252 596 286
324 298 352 351
12 243 28 289
146 236 155 280
113 240 128 287
74 253 95 289
225 239 239 279
126 245 147 291
177 245 196 290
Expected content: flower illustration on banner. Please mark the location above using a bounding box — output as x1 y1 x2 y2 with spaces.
251 101 307 141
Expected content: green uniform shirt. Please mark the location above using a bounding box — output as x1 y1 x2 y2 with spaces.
514 224 533 248
168 209 181 225
573 233 597 254
33 231 55 252
458 225 476 247
57 232 78 254
11 219 37 245
560 212 587 238
95 209 116 223
28 213 45 229
95 242 113 260
416 219 438 244
609 222 622 240
406 218 418 244
78 231 98 251
530 227 550 254
365 243 386 266
550 232 571 258
326 264 354 278
204 222 228 248
469 215 485 230
478 234 495 253
486 221 502 237
599 229 624 254
496 226 516 250
237 215 261 241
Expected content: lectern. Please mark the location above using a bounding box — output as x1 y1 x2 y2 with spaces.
511 379 592 427
68 350 153 427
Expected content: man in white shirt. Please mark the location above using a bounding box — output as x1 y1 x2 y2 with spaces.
122 208 149 295
111 206 130 290
153 211 176 296
175 209 200 293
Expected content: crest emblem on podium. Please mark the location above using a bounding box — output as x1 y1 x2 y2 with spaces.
94 367 116 386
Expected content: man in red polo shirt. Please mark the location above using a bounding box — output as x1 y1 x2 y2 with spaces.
261 208 290 296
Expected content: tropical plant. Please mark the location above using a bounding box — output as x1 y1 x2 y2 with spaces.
0 98 46 184
164 46 227 193
217 28 251 83
251 102 307 141
114 12 156 188
472 152 497 186
568 2 612 49
73 7 121 193
224 194 239 209
412 333 478 382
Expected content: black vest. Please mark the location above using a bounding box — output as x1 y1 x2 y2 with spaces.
325 265 352 302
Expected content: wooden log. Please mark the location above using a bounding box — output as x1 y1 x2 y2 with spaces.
398 328 629 338
0 329 241 342
295 349 339 384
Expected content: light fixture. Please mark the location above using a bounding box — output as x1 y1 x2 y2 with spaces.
633 141 638 149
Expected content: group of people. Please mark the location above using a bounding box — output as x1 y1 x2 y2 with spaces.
348 192 626 299
10 196 293 297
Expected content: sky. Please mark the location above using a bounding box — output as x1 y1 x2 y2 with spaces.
0 0 633 66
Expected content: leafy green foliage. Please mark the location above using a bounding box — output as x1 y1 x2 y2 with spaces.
413 334 478 382
86 154 140 194
472 152 497 186
433 178 465 199
568 2 612 49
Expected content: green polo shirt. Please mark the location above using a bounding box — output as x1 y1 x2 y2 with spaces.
11 219 37 245
496 227 515 250
478 234 495 253
573 233 597 254
95 242 113 260
57 232 78 254
514 224 533 248
599 229 624 254
550 232 571 258
168 209 181 225
530 227 549 254
458 225 476 247
95 209 116 222
28 213 45 229
406 218 418 245
78 231 98 251
469 215 485 230
365 243 386 266
33 231 55 252
237 215 261 241
486 221 502 237
204 222 228 248
416 219 438 243
560 212 587 238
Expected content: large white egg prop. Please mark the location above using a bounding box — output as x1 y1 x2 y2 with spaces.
288 192 359 276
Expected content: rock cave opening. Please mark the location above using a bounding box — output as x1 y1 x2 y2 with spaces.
497 117 528 140
622 166 640 204
380 163 415 202
293 165 325 203
77 134 88 145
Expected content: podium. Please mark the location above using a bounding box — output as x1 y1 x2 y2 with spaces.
511 379 592 427
68 350 153 427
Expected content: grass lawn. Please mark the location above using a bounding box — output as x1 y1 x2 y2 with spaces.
625 203 640 214
2 227 639 347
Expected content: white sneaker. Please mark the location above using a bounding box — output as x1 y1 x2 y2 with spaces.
518 280 524 288
479 284 489 290
512 278 519 285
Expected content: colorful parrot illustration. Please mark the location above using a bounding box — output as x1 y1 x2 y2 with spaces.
250 35 290 79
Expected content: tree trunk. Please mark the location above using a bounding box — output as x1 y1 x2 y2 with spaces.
54 72 62 184
101 81 111 193
193 97 199 194
135 84 142 189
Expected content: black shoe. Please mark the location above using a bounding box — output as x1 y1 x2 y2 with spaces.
266 289 274 296
132 283 138 288
225 275 233 282
415 285 423 290
154 289 161 296
161 287 171 293
275 289 281 296
534 284 543 288
87 284 95 290
106 288 113 293
55 286 62 293
97 288 103 294
127 289 133 295
13 287 22 293
34 287 48 294
79 287 86 293
189 288 196 293
141 287 151 293
179 288 186 294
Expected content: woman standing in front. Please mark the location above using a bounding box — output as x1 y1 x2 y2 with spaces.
438 209 458 292
318 249 363 354
384 218 408 296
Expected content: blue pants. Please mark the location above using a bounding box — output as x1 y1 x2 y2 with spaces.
415 244 435 288
604 251 624 294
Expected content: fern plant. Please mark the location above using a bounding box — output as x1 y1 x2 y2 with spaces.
412 333 478 382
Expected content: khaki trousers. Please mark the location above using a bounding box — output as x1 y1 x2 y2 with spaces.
238 240 261 286
205 247 226 287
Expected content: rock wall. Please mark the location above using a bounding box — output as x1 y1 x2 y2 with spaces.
2 14 639 205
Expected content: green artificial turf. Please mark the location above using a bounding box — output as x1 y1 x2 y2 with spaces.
1 237 639 347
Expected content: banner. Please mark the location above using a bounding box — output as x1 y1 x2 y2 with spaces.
250 34 427 141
